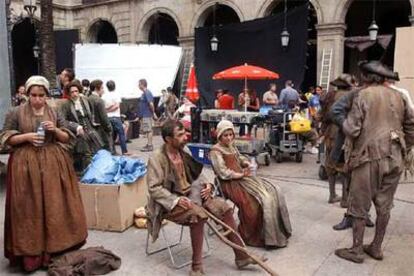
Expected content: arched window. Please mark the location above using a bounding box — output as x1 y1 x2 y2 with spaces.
12 18 38 88
88 20 118 43
148 13 179 45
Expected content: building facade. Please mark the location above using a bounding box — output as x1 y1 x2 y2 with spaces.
8 0 414 91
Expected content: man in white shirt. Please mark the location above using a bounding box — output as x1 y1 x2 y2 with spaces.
262 83 279 107
103 80 129 155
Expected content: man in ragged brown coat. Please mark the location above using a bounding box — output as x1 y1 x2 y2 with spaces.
146 120 265 275
335 61 414 263
319 74 356 205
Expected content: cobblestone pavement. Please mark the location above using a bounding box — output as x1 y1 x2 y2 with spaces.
1 136 413 275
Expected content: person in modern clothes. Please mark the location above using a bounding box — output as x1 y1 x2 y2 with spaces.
146 120 266 275
58 68 75 99
218 89 235 109
210 120 292 248
103 80 128 155
0 76 87 272
12 85 28 106
214 89 224 109
138 78 157 152
279 80 300 109
262 83 279 107
81 79 90 96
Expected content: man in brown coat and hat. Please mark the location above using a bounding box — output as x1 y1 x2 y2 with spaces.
320 74 356 205
335 60 414 263
146 120 265 275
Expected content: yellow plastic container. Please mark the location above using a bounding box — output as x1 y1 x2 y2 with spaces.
289 119 311 133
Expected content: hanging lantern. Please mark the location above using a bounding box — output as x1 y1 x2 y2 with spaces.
210 35 219 52
368 20 379 41
281 29 290 48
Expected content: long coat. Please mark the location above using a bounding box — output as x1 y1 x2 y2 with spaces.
146 145 204 241
343 85 414 170
88 93 112 150
59 97 95 134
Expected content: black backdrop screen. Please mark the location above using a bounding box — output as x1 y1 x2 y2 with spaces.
195 4 309 107
54 29 79 73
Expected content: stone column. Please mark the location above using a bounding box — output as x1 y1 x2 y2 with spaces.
0 0 12 128
315 23 347 87
178 35 195 50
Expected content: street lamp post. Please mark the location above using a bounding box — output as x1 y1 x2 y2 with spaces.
368 0 379 41
23 0 40 74
281 0 290 49
210 3 219 52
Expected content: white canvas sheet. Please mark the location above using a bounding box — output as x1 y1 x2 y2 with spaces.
74 44 182 98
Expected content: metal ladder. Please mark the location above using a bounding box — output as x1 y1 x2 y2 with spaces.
179 47 194 99
319 48 333 92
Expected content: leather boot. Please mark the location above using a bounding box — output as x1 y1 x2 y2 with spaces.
340 175 349 208
333 214 352 231
190 220 205 273
363 213 390 260
328 175 341 203
335 218 365 263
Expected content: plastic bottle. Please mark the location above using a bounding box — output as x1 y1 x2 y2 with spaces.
36 123 45 146
249 157 257 176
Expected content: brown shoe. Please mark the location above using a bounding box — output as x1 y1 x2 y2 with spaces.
235 255 268 269
335 248 364 263
363 244 383 260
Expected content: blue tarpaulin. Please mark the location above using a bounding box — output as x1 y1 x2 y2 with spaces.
81 150 147 184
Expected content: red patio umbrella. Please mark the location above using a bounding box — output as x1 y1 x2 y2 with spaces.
213 63 279 112
185 64 200 103
213 63 279 89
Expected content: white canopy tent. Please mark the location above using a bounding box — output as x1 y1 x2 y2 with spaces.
74 44 182 98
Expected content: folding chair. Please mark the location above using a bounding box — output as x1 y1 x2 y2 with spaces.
145 224 211 269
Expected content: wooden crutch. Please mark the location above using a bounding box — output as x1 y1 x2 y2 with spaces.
202 208 278 276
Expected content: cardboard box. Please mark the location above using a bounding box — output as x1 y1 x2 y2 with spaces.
79 176 147 232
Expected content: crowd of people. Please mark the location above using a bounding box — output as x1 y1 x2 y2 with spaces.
2 59 413 274
212 80 322 153
10 69 185 172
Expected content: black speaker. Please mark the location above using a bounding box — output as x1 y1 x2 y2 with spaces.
190 107 201 143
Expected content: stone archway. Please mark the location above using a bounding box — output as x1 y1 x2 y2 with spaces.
190 1 244 33
11 17 38 89
262 0 319 91
87 19 118 43
147 13 180 45
343 0 412 73
136 8 183 44
258 0 323 24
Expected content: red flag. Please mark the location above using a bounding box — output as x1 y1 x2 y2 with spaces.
185 64 199 103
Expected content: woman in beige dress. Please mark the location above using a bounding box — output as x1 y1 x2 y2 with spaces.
210 120 292 248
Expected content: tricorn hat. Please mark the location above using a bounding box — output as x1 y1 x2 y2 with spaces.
358 60 400 81
330 74 356 88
